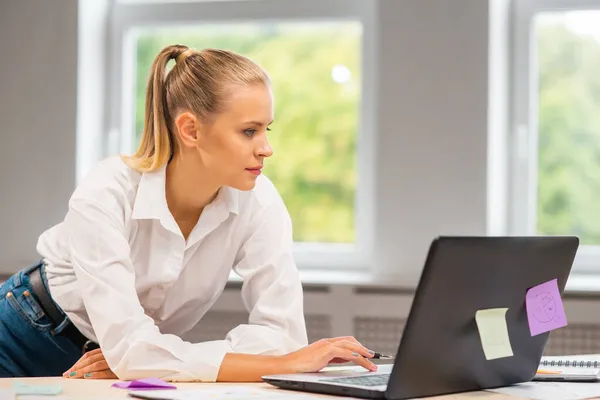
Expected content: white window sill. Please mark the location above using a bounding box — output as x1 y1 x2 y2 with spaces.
227 269 421 291
565 273 600 295
228 269 600 296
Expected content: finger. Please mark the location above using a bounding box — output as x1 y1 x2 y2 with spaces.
332 340 374 359
78 353 106 369
83 370 118 380
63 352 106 377
64 349 103 375
65 368 87 379
327 348 377 372
326 348 377 371
64 354 90 376
79 360 111 374
329 357 353 364
326 337 370 351
344 337 369 351
325 336 357 343
65 360 110 379
84 348 103 357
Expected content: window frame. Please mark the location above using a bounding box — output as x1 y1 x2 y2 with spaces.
511 0 600 272
105 0 377 270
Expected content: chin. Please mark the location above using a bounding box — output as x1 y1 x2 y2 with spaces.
230 180 257 191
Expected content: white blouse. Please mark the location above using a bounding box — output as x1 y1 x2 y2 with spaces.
36 156 308 381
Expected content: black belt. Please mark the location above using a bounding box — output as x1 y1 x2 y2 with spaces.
29 265 99 355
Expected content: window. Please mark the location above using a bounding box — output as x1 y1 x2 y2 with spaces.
107 0 375 269
512 0 600 271
128 22 361 244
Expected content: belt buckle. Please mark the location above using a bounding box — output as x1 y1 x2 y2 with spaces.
82 340 94 355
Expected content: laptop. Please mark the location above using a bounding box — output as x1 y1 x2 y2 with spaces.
262 236 579 399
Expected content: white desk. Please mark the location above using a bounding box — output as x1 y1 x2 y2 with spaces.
0 377 518 399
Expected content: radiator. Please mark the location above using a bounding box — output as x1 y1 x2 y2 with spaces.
183 284 600 357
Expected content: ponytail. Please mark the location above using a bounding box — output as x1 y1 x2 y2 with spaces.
122 44 270 173
122 45 188 172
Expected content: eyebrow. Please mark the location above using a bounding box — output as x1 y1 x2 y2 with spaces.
243 120 274 127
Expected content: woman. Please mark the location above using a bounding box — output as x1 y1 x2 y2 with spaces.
0 45 377 381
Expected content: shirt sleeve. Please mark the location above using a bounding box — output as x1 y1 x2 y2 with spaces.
228 194 309 355
65 197 232 382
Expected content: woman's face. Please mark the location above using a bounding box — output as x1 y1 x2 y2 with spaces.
177 83 275 191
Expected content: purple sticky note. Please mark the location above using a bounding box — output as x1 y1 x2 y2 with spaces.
111 377 176 391
525 278 567 336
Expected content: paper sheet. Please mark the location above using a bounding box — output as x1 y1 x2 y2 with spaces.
526 278 567 336
488 381 600 400
475 308 514 360
0 389 14 400
128 387 357 400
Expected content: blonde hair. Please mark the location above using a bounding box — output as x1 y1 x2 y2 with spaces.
122 44 271 172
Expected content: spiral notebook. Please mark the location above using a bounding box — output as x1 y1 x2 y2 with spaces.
540 355 600 368
535 355 600 382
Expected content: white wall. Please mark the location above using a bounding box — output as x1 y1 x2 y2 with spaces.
0 0 78 272
373 0 497 284
0 0 504 281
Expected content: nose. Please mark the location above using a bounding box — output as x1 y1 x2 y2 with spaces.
256 136 273 158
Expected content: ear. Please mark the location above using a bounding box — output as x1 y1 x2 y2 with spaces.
174 112 200 148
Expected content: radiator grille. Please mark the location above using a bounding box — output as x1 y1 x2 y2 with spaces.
182 308 600 358
544 324 600 356
183 311 332 344
352 318 600 358
354 317 405 356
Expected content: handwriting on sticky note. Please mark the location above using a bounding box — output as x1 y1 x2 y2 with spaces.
12 381 62 395
475 308 514 360
526 278 567 336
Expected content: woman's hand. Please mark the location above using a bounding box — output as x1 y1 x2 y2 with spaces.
280 336 378 373
63 348 117 379
63 336 375 382
217 336 378 382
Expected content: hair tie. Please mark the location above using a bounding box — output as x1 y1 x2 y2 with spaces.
176 49 194 63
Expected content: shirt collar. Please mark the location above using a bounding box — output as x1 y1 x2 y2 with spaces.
131 163 240 221
218 185 240 215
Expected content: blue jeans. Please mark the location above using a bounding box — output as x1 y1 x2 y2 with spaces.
0 263 81 376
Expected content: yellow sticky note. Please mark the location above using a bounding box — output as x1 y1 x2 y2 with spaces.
475 308 514 360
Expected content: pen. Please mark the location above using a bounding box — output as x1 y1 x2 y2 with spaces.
372 352 394 360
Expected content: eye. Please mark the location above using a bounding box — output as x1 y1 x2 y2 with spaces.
267 127 271 132
243 129 257 137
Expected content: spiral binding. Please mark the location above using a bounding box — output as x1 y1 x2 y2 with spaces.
540 359 600 368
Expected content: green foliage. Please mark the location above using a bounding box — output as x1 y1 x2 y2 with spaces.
133 23 360 243
537 22 600 244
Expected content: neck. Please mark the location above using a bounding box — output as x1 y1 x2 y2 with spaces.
165 155 220 222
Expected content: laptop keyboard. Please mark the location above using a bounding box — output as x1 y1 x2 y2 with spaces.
322 373 390 387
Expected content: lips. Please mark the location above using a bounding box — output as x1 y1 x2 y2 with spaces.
246 166 262 176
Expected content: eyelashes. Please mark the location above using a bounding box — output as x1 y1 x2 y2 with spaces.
243 127 271 137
